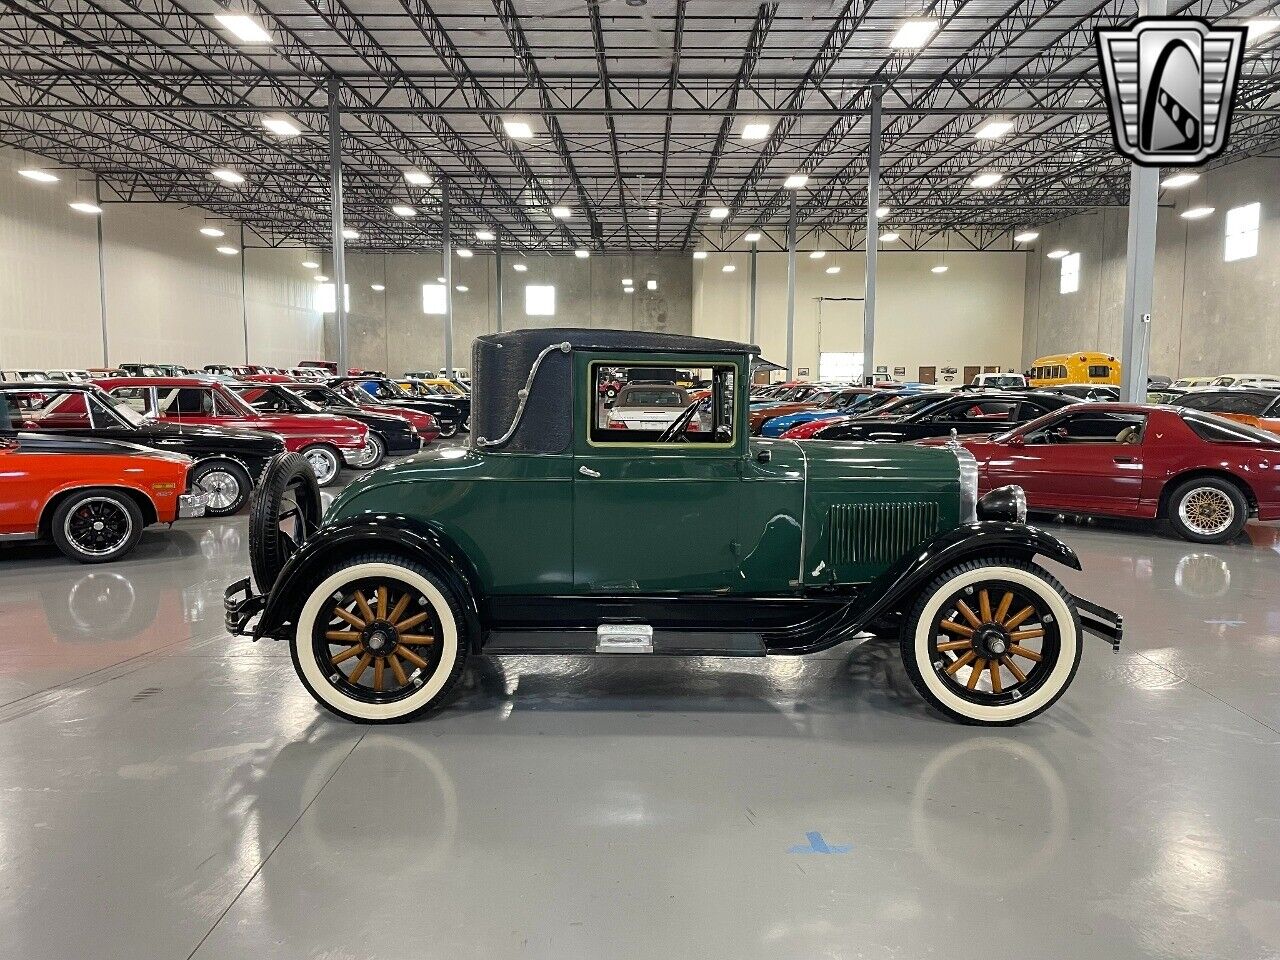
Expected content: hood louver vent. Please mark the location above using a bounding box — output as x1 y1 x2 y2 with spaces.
828 501 941 567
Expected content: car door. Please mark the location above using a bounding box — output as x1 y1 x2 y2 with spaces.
918 398 1021 438
572 358 743 593
993 410 1147 514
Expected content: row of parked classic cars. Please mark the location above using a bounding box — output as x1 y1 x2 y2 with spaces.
0 367 473 564
742 379 1280 544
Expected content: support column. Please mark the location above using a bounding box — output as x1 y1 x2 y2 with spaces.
94 177 109 365
1119 0 1164 402
785 191 797 377
495 250 504 333
863 84 882 385
239 222 249 363
441 180 454 377
748 245 758 347
327 75 348 374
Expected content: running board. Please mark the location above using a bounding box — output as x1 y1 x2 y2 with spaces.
484 627 767 657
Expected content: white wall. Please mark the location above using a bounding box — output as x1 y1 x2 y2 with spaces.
0 146 322 370
1023 155 1280 377
694 250 1027 384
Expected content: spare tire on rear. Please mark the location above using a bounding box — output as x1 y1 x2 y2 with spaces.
249 452 322 592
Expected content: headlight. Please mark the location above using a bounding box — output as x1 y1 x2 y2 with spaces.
978 485 1027 523
952 445 979 523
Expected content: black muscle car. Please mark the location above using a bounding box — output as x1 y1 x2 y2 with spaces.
328 377 464 437
808 391 1074 442
0 382 283 515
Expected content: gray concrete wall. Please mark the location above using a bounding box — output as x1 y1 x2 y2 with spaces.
1023 156 1280 377
324 252 693 374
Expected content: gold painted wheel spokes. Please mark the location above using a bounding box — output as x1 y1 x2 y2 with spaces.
930 580 1058 704
315 577 443 703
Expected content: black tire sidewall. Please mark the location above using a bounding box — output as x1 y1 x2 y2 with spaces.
1167 477 1247 544
358 433 386 469
248 451 322 591
50 488 144 563
192 459 252 516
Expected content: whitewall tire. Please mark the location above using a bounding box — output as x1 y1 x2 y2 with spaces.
291 557 467 723
900 559 1081 725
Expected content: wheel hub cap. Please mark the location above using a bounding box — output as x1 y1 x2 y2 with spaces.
973 625 1010 659
361 619 398 654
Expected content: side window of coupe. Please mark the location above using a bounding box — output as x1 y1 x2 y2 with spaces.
592 364 735 445
112 387 154 415
1026 411 1148 445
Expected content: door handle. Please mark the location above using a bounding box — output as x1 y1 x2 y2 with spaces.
578 466 601 478
1113 456 1136 464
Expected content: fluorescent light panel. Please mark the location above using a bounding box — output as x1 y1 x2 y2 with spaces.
456 248 473 257
503 119 534 139
1161 173 1199 189
1013 230 1039 243
550 206 571 219
215 13 272 44
404 170 432 186
68 200 101 214
693 251 708 260
973 119 1013 139
301 260 320 269
262 115 302 137
876 206 889 219
575 249 589 259
879 231 899 242
931 265 948 274
216 246 239 255
200 226 225 237
475 229 495 241
968 172 1003 188
211 168 245 184
392 204 417 217
744 232 761 243
512 262 528 272
1046 249 1069 259
722 264 736 273
826 266 840 274
741 121 771 141
1181 206 1214 220
371 283 385 291
809 250 825 259
708 206 729 220
19 168 58 183
342 228 358 240
783 173 809 190
890 19 938 48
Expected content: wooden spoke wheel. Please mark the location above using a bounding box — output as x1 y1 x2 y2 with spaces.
900 559 1082 726
928 581 1061 707
312 576 444 705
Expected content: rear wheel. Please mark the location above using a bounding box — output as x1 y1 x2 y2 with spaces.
50 489 144 564
192 459 252 516
352 433 386 470
437 419 458 439
300 444 341 486
248 452 322 591
1167 477 1247 543
900 558 1081 725
290 555 468 723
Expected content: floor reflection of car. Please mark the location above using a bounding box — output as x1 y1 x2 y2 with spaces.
0 382 284 516
605 382 697 432
0 433 205 562
920 405 1280 544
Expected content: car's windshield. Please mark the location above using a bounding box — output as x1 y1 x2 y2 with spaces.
230 384 321 413
981 375 1024 388
617 385 688 408
290 385 353 408
866 394 942 419
359 379 410 400
98 390 147 426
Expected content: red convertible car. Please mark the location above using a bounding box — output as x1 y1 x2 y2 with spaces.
96 377 368 486
921 404 1280 543
1 433 206 563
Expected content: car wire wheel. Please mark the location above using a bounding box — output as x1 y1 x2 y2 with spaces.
63 496 134 557
1177 486 1235 537
311 576 444 705
927 581 1061 707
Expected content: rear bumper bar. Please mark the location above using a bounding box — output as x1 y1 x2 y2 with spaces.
1072 594 1123 651
225 576 267 637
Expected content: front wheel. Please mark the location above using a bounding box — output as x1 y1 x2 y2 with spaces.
192 459 252 516
290 555 468 723
437 419 458 439
300 444 341 486
900 558 1081 726
352 433 386 470
50 488 144 563
1167 477 1247 543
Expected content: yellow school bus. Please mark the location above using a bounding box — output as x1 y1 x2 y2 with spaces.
1028 352 1121 387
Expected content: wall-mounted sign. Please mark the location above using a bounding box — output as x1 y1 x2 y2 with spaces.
876 365 888 374
894 366 906 376
796 367 810 377
942 375 956 382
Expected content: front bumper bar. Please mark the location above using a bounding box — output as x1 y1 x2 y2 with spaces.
1072 594 1123 651
225 576 267 637
177 490 209 518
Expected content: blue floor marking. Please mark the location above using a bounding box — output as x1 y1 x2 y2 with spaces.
789 831 852 854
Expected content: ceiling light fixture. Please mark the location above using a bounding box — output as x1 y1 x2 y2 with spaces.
575 249 590 259
741 121 771 141
621 278 633 285
826 266 840 274
968 172 1003 188
1046 249 1069 259
457 248 473 257
722 264 736 273
342 228 359 240
68 200 102 214
931 265 948 274
809 250 826 259
876 206 889 219
550 206 572 219
301 260 320 269
475 229 495 241
623 286 634 293
371 283 385 291
392 204 417 217
973 119 1013 139
693 251 708 260
890 19 938 48
513 262 528 272
879 231 899 242
314 274 329 282
211 168 245 184
1013 230 1040 243
200 226 225 237
216 245 239 255
744 232 761 243
1180 206 1215 220
783 173 809 190
1161 172 1200 189
261 115 302 137
404 170 432 186
708 206 729 220
455 284 469 292
215 13 272 44
18 168 58 183
646 279 657 291
503 119 534 139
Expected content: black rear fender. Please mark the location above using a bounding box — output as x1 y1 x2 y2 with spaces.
254 515 483 648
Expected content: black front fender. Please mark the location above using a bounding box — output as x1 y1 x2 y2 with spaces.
250 515 482 646
854 520 1080 631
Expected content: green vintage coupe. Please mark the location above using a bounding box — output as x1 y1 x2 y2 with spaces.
226 329 1120 726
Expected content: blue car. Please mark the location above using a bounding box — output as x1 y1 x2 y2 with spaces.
761 388 926 437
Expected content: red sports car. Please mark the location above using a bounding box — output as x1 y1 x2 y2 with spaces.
921 404 1280 543
96 377 368 486
245 374 441 442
